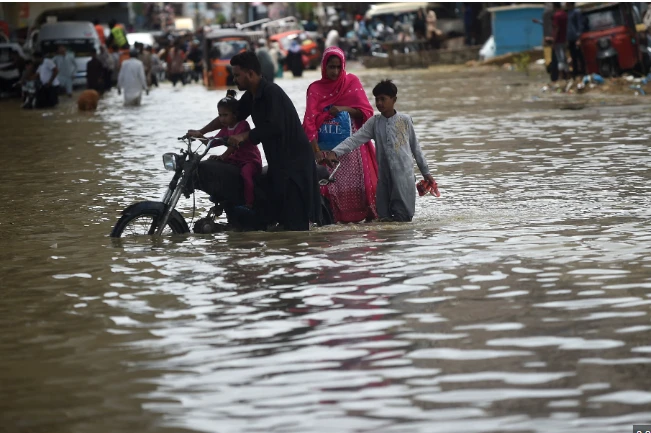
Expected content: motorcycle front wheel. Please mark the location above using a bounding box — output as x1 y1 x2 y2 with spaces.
110 206 189 238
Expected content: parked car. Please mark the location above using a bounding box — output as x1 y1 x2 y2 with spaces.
0 43 27 97
37 21 101 87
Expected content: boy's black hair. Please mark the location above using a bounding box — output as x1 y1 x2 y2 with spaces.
372 79 398 98
218 89 239 114
230 51 262 75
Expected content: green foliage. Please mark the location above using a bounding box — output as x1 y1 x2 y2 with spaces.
217 13 226 25
514 52 531 75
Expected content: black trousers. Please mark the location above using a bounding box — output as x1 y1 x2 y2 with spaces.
170 73 185 86
195 160 312 231
568 41 585 78
277 180 310 231
36 85 59 108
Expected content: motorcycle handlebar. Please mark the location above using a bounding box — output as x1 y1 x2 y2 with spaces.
178 136 231 147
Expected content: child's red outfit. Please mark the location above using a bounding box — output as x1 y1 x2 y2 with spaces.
215 121 262 206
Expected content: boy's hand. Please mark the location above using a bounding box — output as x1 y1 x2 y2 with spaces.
318 151 339 168
423 174 441 197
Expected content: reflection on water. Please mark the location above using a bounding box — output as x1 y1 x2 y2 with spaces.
1 67 651 433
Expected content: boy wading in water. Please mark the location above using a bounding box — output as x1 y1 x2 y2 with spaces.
320 80 436 222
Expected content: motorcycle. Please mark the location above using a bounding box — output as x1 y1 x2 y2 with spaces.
109 135 339 238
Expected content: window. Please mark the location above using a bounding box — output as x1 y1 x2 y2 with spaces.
41 39 96 57
211 40 249 60
584 6 624 31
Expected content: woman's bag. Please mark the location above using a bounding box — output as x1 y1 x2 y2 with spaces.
317 109 352 151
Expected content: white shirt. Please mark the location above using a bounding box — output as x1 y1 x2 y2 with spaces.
37 58 60 86
118 58 147 104
325 29 340 48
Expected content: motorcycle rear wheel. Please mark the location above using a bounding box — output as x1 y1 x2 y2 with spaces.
110 208 189 238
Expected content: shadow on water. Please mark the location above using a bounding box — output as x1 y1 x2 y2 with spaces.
1 68 651 432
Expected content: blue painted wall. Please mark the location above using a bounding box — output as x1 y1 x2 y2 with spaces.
491 5 545 56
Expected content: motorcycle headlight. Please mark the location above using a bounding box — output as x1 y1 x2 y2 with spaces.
162 153 178 171
598 38 611 49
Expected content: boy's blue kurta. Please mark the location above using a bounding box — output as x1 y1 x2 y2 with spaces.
331 112 431 221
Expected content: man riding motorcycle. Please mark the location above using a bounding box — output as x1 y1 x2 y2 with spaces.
186 51 322 231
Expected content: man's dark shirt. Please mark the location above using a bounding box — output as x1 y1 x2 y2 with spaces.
237 78 321 225
86 57 104 92
553 10 568 44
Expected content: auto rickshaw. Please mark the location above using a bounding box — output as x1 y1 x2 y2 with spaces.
269 30 321 70
579 2 650 77
202 30 251 88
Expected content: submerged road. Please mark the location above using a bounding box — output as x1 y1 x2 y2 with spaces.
1 66 651 432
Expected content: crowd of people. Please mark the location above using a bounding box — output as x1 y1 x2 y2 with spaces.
542 2 586 82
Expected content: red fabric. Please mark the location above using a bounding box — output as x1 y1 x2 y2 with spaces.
95 24 106 46
303 46 378 223
215 121 262 207
215 121 262 167
553 10 568 43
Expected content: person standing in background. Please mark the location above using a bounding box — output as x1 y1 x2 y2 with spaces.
566 2 585 78
93 19 106 46
268 41 281 79
325 28 340 49
148 46 161 87
254 39 275 83
33 51 60 108
414 9 427 40
86 50 105 93
286 40 304 77
167 42 186 87
117 50 148 106
107 19 129 49
552 2 569 81
137 43 153 88
52 45 77 97
97 45 115 90
541 3 559 82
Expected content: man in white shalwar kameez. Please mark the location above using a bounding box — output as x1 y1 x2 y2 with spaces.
53 45 77 97
117 50 148 106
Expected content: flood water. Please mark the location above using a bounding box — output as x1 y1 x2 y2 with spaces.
1 66 651 433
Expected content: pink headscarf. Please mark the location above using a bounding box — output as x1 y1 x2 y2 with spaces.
302 47 374 142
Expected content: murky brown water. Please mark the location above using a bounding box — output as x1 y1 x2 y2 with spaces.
1 66 651 433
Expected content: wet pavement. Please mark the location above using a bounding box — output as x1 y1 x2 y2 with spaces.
1 66 651 433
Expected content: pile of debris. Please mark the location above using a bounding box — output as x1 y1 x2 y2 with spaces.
541 73 651 96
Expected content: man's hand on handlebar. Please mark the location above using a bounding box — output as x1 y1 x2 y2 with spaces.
227 132 248 148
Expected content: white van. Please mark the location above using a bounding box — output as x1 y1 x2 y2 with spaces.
37 21 100 87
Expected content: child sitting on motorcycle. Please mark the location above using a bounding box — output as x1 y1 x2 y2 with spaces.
210 90 262 209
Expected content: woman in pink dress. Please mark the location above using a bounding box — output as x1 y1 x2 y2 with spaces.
302 47 378 223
